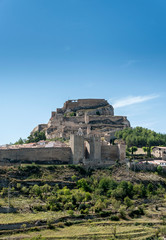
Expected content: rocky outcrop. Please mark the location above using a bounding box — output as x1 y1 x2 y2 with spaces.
32 99 130 139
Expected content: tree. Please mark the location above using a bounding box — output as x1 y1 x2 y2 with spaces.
27 131 46 143
115 127 166 148
15 138 26 145
130 146 138 155
157 165 163 174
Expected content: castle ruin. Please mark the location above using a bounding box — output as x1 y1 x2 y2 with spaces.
32 99 130 140
0 99 130 167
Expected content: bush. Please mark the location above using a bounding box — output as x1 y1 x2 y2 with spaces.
47 220 55 230
99 178 117 194
80 208 89 215
119 206 126 219
77 178 91 192
30 185 42 197
124 196 133 207
94 199 106 213
98 211 111 217
67 210 74 216
21 186 29 194
64 202 75 210
128 206 144 218
33 205 44 212
111 198 121 210
16 183 21 189
110 215 119 221
71 175 77 181
56 222 65 228
157 165 163 174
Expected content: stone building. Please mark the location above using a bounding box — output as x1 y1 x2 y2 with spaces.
152 147 166 160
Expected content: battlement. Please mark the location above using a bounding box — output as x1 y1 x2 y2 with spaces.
62 99 109 112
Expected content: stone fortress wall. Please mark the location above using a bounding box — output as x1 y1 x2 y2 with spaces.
0 99 128 167
62 99 111 112
0 134 126 167
0 147 72 165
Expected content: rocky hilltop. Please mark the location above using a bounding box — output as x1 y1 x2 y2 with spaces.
32 99 130 139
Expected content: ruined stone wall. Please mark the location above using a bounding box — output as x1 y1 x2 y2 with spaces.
118 144 126 161
63 99 108 111
0 147 72 165
101 145 119 161
88 116 128 124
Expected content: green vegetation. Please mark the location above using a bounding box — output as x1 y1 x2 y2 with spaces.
115 126 166 148
0 164 166 239
14 131 46 144
27 131 46 143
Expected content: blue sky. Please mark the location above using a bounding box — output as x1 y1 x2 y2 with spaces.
0 0 166 145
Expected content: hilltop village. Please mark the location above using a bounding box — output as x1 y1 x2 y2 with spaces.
0 99 130 166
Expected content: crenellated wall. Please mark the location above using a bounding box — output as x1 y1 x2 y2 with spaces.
63 99 109 112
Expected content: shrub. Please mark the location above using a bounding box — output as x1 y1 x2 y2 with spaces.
124 196 133 208
33 205 44 212
21 186 29 194
128 206 144 218
56 222 65 228
30 185 41 197
67 210 74 216
98 211 111 217
85 192 92 201
119 206 126 219
99 177 117 195
0 188 8 197
64 202 74 210
47 220 55 229
16 183 21 189
157 165 163 174
71 175 77 181
94 199 106 213
77 178 91 192
96 111 100 115
110 215 119 221
111 198 121 210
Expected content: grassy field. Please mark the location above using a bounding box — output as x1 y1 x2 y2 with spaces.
0 218 162 240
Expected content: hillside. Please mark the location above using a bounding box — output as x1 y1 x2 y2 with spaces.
0 164 166 239
115 126 166 148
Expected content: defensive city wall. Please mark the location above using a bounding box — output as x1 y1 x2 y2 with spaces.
0 134 126 167
0 147 72 165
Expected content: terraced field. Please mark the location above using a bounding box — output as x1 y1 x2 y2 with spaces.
0 164 166 239
0 218 162 239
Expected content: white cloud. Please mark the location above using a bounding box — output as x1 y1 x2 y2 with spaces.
111 94 159 108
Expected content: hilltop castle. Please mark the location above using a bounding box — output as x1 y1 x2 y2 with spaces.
32 99 130 140
0 99 130 167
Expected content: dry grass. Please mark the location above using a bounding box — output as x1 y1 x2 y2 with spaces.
0 211 68 224
0 219 159 240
